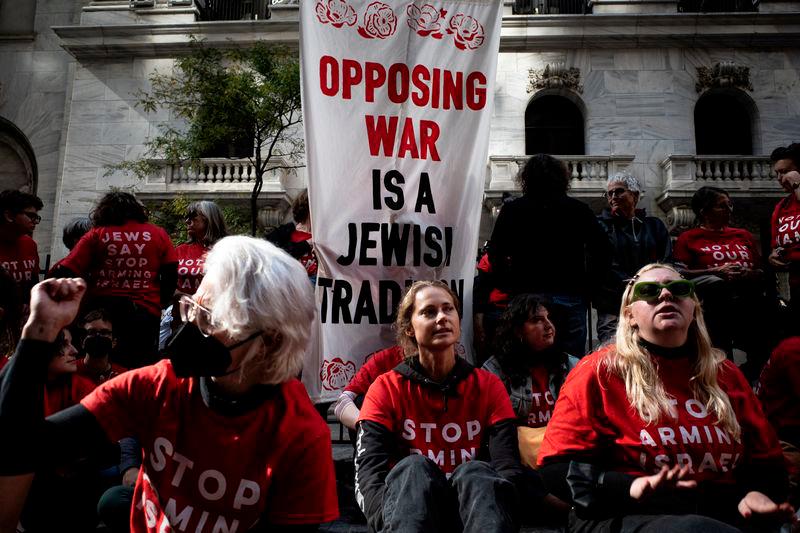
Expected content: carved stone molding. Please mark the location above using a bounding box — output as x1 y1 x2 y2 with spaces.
527 63 583 94
665 206 696 234
695 61 753 93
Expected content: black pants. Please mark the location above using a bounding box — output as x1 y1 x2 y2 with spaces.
381 455 517 533
569 511 740 533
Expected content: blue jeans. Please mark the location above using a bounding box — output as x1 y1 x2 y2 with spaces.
382 455 517 533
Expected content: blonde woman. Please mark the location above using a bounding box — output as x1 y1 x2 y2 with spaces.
538 264 794 532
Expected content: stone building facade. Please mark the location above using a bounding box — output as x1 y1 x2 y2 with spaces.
1 0 799 262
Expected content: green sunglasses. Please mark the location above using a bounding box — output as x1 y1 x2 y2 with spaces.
631 280 695 303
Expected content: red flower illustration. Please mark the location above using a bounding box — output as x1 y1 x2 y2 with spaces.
406 3 444 39
447 13 484 51
358 2 398 39
320 357 357 391
315 0 357 28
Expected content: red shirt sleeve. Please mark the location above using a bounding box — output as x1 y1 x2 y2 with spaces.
266 424 339 524
757 337 800 440
674 231 693 266
59 229 98 275
481 370 516 426
345 346 404 395
158 226 177 264
537 355 615 466
359 373 398 431
80 364 161 442
771 200 783 248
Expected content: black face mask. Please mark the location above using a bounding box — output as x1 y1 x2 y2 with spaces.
83 334 113 358
165 322 260 377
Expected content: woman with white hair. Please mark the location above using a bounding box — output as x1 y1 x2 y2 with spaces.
538 263 794 532
175 200 228 294
594 172 672 343
0 236 339 532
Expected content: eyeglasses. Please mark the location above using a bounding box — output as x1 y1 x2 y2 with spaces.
631 280 695 303
178 295 217 336
21 211 41 223
605 188 628 199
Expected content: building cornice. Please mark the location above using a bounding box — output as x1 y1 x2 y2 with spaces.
52 11 800 59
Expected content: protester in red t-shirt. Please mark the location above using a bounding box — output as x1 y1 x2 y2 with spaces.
538 264 794 531
769 143 800 333
333 344 404 430
0 190 43 302
77 308 127 386
52 192 177 367
175 201 228 295
0 236 339 532
675 186 774 380
757 336 800 506
265 189 317 283
356 281 545 532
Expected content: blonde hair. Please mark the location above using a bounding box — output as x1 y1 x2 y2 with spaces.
394 280 461 356
608 263 741 440
203 236 314 384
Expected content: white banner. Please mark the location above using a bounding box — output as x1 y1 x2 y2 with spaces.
300 0 503 403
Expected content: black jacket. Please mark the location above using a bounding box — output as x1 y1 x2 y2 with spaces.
489 194 611 298
354 357 541 532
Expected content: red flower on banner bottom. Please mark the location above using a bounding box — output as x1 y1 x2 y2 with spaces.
315 0 357 28
447 13 485 51
320 357 356 391
358 1 398 39
406 3 445 39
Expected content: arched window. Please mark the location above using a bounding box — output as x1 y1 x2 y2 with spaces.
694 90 755 155
525 94 584 155
0 117 37 193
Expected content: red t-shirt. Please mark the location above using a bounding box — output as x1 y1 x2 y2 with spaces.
757 336 800 445
81 361 339 532
44 374 97 417
675 226 760 270
291 230 317 277
0 234 39 293
175 242 208 295
60 222 177 316
771 194 800 286
526 365 555 428
538 347 783 483
344 345 405 396
359 366 515 476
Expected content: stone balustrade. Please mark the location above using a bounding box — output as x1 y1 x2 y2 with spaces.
487 154 635 192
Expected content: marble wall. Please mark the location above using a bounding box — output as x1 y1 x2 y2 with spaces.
0 0 83 264
490 47 800 218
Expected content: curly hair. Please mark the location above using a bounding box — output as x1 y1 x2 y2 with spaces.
394 280 461 356
492 294 567 387
91 192 148 227
690 186 730 223
292 189 310 225
516 154 569 197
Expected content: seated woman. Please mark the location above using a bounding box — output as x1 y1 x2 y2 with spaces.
0 236 338 532
355 280 543 532
538 263 794 532
674 186 774 380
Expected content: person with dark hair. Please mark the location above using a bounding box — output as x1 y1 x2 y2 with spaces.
78 308 126 385
482 294 578 524
355 280 543 532
594 171 672 344
769 143 800 332
50 191 177 367
489 154 611 356
538 264 794 532
266 189 317 282
62 217 92 251
674 186 772 380
0 237 339 532
175 200 228 295
0 189 43 299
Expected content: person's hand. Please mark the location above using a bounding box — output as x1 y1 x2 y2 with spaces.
121 467 139 487
629 465 697 501
738 491 795 522
769 247 790 269
714 263 743 279
21 278 86 342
